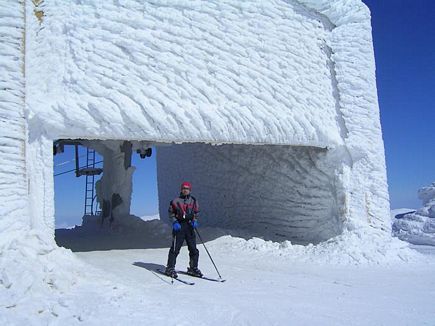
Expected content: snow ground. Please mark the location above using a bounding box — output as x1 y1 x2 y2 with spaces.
3 217 433 326
4 215 435 325
45 216 435 325
72 238 435 326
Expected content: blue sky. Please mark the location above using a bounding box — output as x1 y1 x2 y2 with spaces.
54 146 159 227
363 0 435 208
54 1 434 227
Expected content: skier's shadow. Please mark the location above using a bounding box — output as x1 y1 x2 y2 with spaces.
133 262 172 284
133 262 165 271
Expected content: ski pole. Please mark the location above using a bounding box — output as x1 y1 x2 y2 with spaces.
194 228 223 280
170 234 176 284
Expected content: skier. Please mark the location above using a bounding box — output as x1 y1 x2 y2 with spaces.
164 181 203 279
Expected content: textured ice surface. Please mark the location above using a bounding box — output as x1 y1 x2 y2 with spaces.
2 0 392 257
22 0 391 237
417 182 435 217
393 183 435 245
3 1 391 248
26 0 344 146
0 0 27 232
158 143 343 244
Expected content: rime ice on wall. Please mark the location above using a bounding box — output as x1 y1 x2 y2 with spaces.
2 0 390 251
155 0 390 239
26 0 343 147
0 1 28 235
85 140 136 219
298 0 391 233
393 183 435 245
417 183 435 218
158 143 342 244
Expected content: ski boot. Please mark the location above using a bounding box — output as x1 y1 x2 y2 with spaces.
187 267 203 278
164 267 178 278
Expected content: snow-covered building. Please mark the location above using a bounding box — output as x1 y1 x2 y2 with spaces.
2 0 390 250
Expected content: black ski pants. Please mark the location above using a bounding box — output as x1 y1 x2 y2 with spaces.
166 221 199 269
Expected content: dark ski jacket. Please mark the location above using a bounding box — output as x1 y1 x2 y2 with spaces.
168 194 199 223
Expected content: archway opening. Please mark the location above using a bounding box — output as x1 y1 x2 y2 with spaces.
53 139 161 251
53 139 342 252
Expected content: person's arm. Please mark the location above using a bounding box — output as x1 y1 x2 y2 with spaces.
193 198 200 220
169 200 182 232
189 197 199 227
168 200 177 222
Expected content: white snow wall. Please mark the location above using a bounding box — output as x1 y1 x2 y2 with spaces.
0 0 390 248
0 0 55 241
0 1 29 240
158 143 343 243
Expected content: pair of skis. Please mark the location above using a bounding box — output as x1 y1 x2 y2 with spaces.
156 269 226 285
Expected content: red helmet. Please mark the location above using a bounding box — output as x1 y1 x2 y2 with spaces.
180 181 192 190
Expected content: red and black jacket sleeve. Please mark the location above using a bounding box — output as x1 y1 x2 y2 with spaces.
168 200 177 222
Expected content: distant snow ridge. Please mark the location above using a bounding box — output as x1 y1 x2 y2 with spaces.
140 214 160 222
393 183 435 246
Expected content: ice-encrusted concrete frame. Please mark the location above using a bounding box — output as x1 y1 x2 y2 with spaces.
1 0 389 245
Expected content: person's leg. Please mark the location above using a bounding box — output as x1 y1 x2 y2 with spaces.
166 229 185 269
185 226 199 269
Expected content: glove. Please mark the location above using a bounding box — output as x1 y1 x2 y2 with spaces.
190 220 198 229
172 221 181 232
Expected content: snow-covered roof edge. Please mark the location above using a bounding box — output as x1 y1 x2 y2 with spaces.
296 0 371 26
